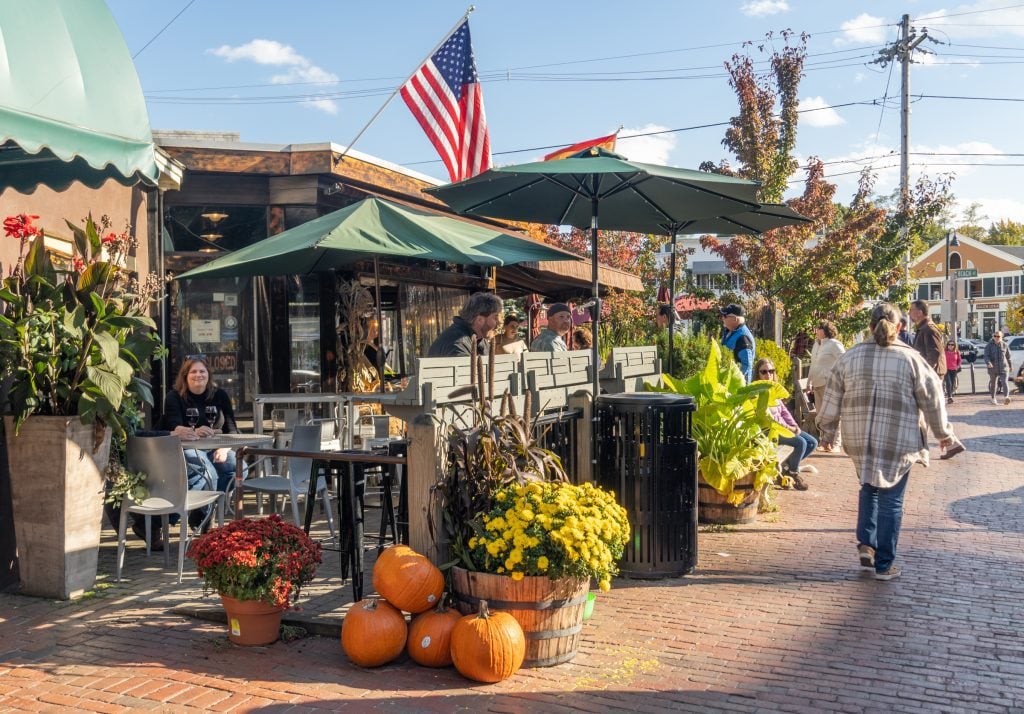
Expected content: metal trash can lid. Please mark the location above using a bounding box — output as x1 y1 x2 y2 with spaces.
597 392 695 408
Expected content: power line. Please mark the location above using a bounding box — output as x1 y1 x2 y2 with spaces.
914 2 1024 22
132 0 198 59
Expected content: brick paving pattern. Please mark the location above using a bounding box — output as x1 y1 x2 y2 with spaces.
2 394 1024 712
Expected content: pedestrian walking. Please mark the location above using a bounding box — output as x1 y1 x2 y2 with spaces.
720 303 755 383
983 331 1012 405
756 357 818 490
816 303 963 582
909 299 947 379
943 341 961 404
808 320 845 451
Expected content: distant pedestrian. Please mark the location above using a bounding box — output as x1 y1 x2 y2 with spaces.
898 317 913 346
909 300 947 378
756 357 817 490
816 303 963 582
984 331 1012 405
720 303 755 383
808 320 845 450
943 341 961 404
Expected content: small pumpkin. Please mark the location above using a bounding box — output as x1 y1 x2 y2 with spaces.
406 595 462 667
372 545 444 614
450 599 526 683
341 597 407 667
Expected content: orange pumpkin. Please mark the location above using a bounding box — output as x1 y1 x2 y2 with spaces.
450 599 526 683
406 596 462 667
341 598 407 667
372 546 444 614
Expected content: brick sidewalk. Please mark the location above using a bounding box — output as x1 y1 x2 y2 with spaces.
2 394 1024 712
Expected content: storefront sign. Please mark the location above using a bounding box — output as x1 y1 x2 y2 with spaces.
206 352 238 372
976 303 999 310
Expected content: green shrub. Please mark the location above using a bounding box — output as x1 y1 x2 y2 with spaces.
657 331 713 381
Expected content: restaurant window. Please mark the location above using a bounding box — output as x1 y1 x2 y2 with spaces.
165 206 267 253
288 275 321 392
399 284 468 375
928 283 942 300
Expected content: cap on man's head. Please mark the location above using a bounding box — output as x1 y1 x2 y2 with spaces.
720 303 745 317
546 302 571 318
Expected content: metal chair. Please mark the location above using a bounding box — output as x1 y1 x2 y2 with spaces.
238 424 337 539
116 435 225 584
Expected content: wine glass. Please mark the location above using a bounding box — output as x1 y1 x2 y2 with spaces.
185 407 199 429
205 405 218 430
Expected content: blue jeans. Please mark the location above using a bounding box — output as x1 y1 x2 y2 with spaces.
778 431 818 473
856 471 910 573
181 449 237 526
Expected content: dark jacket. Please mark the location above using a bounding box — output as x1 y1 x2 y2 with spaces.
912 319 947 376
984 340 1012 374
427 317 488 358
163 388 237 433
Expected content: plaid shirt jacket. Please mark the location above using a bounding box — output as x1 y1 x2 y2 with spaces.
816 340 953 488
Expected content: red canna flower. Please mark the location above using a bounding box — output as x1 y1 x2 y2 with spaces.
3 214 41 240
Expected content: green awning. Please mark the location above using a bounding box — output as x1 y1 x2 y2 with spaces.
176 196 580 280
0 0 159 193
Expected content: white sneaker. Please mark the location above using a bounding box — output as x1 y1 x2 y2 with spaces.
992 398 1000 405
799 464 818 474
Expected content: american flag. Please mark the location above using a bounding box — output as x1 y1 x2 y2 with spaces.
400 21 491 182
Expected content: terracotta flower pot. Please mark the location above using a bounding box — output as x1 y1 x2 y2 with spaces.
220 595 283 646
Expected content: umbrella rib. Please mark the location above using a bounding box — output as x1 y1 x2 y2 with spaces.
655 175 761 209
457 176 550 214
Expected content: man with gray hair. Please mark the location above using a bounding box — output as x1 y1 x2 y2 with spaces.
427 292 503 357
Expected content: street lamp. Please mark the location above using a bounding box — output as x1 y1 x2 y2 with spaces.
946 230 961 339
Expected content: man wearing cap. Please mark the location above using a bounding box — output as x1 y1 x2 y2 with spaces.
720 303 756 383
530 302 573 352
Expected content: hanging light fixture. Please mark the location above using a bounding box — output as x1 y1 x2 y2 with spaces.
200 233 223 241
201 211 229 224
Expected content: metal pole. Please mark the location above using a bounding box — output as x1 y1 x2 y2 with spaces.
900 13 912 289
338 6 476 161
590 194 600 399
373 256 385 394
667 235 677 375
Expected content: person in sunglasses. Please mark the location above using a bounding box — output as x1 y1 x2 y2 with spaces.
755 358 818 490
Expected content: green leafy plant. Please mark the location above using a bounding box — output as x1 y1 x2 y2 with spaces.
0 214 164 443
650 341 792 505
103 461 148 509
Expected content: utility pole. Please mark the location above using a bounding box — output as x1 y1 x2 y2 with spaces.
876 14 930 291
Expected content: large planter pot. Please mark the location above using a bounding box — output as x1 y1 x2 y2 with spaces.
220 594 283 646
451 566 589 667
3 415 110 599
698 472 761 525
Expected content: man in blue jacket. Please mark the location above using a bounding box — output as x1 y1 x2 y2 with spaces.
720 303 756 382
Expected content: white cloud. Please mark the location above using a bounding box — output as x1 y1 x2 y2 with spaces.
959 197 1024 224
740 0 789 17
913 1 1024 39
616 124 678 165
834 13 888 45
208 39 339 115
797 96 846 127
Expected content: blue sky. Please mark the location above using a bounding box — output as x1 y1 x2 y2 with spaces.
108 0 1024 224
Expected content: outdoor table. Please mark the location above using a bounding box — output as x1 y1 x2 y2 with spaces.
252 392 348 441
187 433 274 451
234 446 407 602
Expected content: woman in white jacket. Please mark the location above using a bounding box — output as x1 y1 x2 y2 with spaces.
809 320 846 451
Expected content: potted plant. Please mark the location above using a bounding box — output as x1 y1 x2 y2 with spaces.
187 514 322 646
651 341 791 523
0 213 163 598
431 349 630 667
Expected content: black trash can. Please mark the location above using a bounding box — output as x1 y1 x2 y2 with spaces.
596 392 697 578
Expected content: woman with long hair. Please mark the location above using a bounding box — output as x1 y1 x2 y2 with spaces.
808 320 845 451
943 340 961 404
755 357 818 491
816 303 963 581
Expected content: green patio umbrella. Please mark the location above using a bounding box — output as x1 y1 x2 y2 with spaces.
176 196 577 280
426 147 764 397
662 203 812 373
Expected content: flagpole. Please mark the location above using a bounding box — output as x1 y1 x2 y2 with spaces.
337 5 476 161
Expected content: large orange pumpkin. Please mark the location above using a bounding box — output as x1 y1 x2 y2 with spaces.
406 596 462 667
341 598 407 667
450 599 526 683
372 546 444 614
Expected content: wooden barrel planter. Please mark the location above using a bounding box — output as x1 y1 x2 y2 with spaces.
698 472 761 525
451 567 589 667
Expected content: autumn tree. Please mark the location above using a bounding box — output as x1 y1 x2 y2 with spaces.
699 33 952 341
986 219 1024 246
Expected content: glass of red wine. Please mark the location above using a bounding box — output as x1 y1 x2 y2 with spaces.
205 405 218 430
185 407 199 429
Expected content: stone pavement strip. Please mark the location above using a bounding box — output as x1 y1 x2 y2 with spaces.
2 395 1024 713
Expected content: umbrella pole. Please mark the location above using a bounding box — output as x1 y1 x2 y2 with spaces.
590 196 600 480
374 256 385 394
667 233 676 376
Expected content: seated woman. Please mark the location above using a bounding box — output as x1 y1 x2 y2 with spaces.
754 357 818 491
1015 363 1024 394
163 355 239 493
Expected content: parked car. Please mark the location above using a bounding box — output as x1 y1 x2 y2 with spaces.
1005 335 1024 354
957 339 978 363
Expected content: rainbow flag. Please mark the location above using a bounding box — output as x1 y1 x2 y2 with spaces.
543 132 618 161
